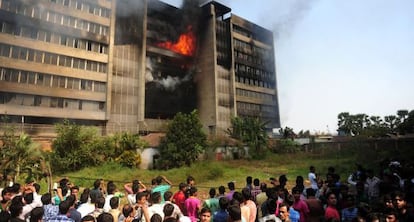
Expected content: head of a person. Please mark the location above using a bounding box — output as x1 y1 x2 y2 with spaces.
59 200 72 215
310 166 315 173
384 207 398 222
189 186 197 196
305 188 316 198
163 203 175 217
260 182 267 192
29 207 44 222
228 182 235 191
200 207 212 222
132 180 140 194
110 196 119 210
106 181 116 195
383 194 394 209
9 201 24 218
81 215 96 222
279 175 287 186
227 204 241 221
209 188 216 198
232 191 243 203
253 178 260 187
218 185 226 195
1 186 13 202
136 191 147 205
246 176 252 185
65 195 77 207
96 197 106 209
219 197 229 210
326 192 337 206
164 191 173 202
80 189 90 204
241 188 251 201
155 176 163 185
70 186 80 199
93 179 103 189
97 212 114 222
151 213 163 222
292 187 301 200
278 203 290 221
122 204 135 217
179 182 187 191
41 192 52 205
151 191 162 204
392 191 407 210
187 176 195 186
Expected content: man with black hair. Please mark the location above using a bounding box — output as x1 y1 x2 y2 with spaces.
172 183 187 214
203 188 219 216
227 204 242 222
148 192 164 220
66 195 81 222
213 197 229 222
49 200 73 222
152 176 172 203
226 182 236 201
29 207 44 222
109 196 121 222
42 192 59 221
104 181 117 212
97 212 114 222
164 191 183 219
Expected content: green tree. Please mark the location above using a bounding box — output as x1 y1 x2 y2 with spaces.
51 120 101 173
157 110 207 169
227 116 269 155
398 110 414 134
0 123 46 182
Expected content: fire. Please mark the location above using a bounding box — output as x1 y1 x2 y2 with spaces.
157 26 196 56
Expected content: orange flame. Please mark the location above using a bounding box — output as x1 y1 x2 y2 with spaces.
157 27 196 56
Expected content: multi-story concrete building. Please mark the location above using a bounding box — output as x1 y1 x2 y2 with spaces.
0 0 280 136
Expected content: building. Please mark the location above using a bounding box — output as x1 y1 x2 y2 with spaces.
0 0 280 136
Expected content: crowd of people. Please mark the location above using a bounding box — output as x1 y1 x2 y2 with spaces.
0 159 413 222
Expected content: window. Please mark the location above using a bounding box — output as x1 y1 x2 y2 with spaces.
0 44 10 57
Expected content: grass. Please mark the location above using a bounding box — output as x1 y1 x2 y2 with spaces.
56 151 359 199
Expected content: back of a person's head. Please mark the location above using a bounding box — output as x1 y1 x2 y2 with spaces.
163 203 175 217
59 200 71 215
164 191 173 201
24 192 34 204
227 204 241 221
9 201 23 218
96 196 105 208
110 196 119 209
122 204 133 217
165 217 177 222
151 191 162 204
132 180 140 194
29 207 44 222
228 182 235 190
41 192 52 205
80 189 90 204
246 176 252 184
66 195 76 206
94 179 102 189
279 175 287 184
90 190 99 204
241 188 251 200
11 183 21 194
266 199 276 214
253 178 260 186
305 188 316 197
97 212 114 222
209 188 216 198
0 211 11 222
260 183 267 191
179 182 187 190
155 176 163 185
151 213 163 222
189 186 197 196
33 183 41 193
219 197 229 210
107 181 116 194
82 215 96 222
218 186 225 194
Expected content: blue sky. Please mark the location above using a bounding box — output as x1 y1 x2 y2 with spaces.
163 0 414 134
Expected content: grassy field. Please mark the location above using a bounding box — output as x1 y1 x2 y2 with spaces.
57 150 359 199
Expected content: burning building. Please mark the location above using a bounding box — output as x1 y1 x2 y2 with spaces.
0 0 280 136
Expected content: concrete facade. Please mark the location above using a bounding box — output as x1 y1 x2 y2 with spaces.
0 0 280 136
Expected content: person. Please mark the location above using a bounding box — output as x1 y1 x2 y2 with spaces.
148 192 165 221
81 215 96 222
227 204 242 222
324 192 340 221
0 186 13 212
213 197 228 222
29 207 44 222
125 180 147 205
120 204 137 222
217 186 226 199
340 195 358 222
240 188 256 222
164 191 183 219
92 196 106 219
172 183 187 214
232 192 249 222
104 181 117 212
49 199 74 222
90 179 105 200
250 179 261 204
202 188 219 217
284 195 299 222
278 203 291 222
226 182 236 201
392 191 414 222
41 192 59 221
303 188 323 222
152 176 172 203
133 191 150 222
66 195 82 222
163 203 177 222
77 189 97 218
150 213 163 222
258 198 281 222
97 212 114 222
184 187 201 222
53 178 71 206
365 169 381 204
255 183 267 218
245 176 253 192
383 207 399 222
109 196 121 222
185 176 196 198
308 166 318 192
199 207 212 222
291 187 308 222
9 198 25 222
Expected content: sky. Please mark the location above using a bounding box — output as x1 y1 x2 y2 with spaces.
162 0 414 134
